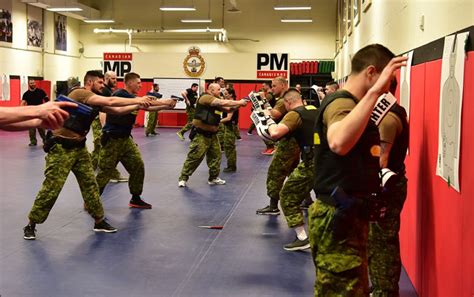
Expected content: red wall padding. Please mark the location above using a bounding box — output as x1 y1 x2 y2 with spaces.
0 79 51 107
400 52 474 297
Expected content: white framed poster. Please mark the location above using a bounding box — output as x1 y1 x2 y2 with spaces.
436 32 469 192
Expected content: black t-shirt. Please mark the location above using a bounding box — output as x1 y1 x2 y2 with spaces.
102 85 113 97
186 88 198 107
22 88 48 106
103 89 137 134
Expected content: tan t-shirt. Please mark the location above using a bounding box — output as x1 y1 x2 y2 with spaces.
273 97 288 116
192 94 221 133
322 98 356 132
280 110 303 133
53 88 96 140
379 111 402 144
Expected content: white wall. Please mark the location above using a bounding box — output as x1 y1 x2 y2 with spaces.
335 0 474 78
0 0 81 92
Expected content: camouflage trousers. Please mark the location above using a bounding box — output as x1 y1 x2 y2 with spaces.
145 111 158 135
368 176 408 297
29 128 46 145
96 136 144 196
223 124 236 169
178 107 195 135
308 200 369 297
233 124 241 139
280 161 314 228
90 117 120 179
179 133 221 181
28 144 105 224
217 124 225 150
266 137 300 201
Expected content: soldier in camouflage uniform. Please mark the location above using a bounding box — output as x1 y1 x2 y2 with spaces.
256 77 300 215
96 72 176 209
221 89 239 172
177 83 199 140
309 45 406 295
178 83 247 187
23 70 154 240
90 71 125 182
264 89 317 251
145 83 162 136
368 78 409 297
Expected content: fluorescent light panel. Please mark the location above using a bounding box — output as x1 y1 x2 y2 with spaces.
160 7 196 11
163 28 223 33
84 19 115 23
181 19 212 23
281 18 313 23
274 6 311 11
46 7 83 12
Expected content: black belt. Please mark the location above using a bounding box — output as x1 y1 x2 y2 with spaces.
105 131 131 139
55 137 86 149
317 192 372 207
195 128 216 138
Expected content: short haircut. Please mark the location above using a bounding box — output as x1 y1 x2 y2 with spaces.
214 76 224 83
28 78 35 83
263 81 271 88
153 83 159 88
283 88 302 103
351 44 395 74
124 72 140 84
272 76 288 85
104 71 116 80
84 70 104 83
208 83 220 92
191 83 198 88
326 81 338 88
227 88 236 99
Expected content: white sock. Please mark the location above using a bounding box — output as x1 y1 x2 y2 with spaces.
295 226 308 241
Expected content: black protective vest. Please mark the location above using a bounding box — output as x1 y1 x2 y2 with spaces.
223 109 239 126
313 90 381 195
63 88 100 136
292 105 318 159
186 88 198 107
193 94 222 126
386 104 409 175
105 89 137 128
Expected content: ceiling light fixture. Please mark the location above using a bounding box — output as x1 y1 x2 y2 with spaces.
274 6 311 11
84 19 115 23
281 18 313 23
46 7 83 12
181 19 212 23
162 28 224 33
159 6 196 11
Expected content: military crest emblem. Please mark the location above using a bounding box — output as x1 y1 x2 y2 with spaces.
183 46 205 77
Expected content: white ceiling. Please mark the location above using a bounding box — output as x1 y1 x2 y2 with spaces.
79 0 337 39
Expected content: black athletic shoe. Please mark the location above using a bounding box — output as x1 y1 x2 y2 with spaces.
23 224 36 240
93 219 118 233
256 205 280 215
223 167 236 173
129 198 152 209
283 237 310 251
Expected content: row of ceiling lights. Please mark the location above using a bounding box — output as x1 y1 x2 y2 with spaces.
158 4 313 23
49 4 313 24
